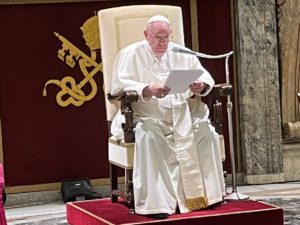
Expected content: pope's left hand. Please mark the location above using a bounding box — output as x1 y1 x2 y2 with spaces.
189 81 207 94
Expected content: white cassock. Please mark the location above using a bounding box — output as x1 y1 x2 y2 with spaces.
110 40 225 215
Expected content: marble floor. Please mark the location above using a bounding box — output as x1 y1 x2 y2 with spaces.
4 181 300 225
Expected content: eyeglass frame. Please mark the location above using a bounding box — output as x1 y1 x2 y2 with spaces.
148 32 171 43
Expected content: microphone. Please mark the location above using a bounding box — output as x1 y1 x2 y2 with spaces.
171 47 197 56
171 46 234 59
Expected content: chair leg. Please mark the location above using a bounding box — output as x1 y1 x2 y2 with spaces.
126 169 134 213
110 163 118 203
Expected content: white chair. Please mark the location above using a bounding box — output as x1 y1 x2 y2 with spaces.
98 5 232 212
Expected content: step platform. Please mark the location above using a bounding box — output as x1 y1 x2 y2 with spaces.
67 198 283 225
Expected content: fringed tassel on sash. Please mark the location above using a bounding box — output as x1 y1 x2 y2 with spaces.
186 196 208 211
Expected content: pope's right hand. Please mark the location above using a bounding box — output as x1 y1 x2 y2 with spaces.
143 83 170 98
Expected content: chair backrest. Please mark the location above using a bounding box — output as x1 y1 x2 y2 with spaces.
98 5 185 121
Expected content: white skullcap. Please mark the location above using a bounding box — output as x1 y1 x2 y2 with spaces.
147 15 170 24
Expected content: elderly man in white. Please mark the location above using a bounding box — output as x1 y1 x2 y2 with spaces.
110 15 225 219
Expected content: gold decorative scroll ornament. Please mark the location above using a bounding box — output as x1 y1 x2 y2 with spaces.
43 16 102 107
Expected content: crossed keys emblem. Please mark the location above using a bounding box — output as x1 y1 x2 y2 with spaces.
43 16 102 107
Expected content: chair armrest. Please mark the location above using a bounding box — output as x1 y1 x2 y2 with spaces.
210 83 232 97
107 84 232 141
108 91 138 143
208 83 233 134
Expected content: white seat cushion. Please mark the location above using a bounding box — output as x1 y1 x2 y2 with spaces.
109 137 134 169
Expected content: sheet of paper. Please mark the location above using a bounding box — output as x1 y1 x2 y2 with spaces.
164 69 203 94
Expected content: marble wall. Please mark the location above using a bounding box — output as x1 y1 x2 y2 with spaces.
234 0 284 184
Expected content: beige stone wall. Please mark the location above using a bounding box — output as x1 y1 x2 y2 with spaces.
277 0 300 183
277 0 300 124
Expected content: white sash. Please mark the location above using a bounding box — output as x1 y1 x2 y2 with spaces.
170 95 208 211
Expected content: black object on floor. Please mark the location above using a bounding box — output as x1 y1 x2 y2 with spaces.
148 213 169 219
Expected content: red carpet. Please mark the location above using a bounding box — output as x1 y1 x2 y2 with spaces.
67 198 283 225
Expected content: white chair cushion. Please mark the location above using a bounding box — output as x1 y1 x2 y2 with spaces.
109 137 134 169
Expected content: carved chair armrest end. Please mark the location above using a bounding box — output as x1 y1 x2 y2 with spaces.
211 83 233 97
208 83 233 134
107 91 138 143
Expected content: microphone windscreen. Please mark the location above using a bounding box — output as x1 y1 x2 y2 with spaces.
171 46 196 55
171 47 180 52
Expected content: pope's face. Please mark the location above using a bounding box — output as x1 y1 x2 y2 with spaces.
144 21 172 58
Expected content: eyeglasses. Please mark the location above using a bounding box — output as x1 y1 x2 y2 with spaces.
148 32 170 42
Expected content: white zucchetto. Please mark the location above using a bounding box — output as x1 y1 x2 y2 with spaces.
147 15 170 24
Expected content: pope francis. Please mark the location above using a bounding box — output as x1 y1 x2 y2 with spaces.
110 15 225 219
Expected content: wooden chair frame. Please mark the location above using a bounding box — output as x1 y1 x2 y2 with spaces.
108 83 232 212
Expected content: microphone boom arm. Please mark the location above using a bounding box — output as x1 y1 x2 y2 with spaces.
195 51 233 59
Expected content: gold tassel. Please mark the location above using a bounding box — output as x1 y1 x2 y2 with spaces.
185 196 208 211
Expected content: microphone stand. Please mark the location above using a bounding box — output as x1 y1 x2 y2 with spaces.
194 50 248 200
